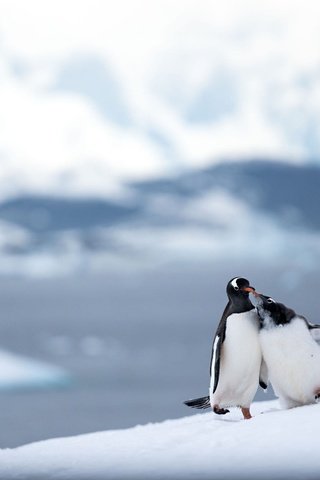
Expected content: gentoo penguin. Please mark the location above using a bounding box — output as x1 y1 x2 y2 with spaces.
256 293 320 409
184 277 266 420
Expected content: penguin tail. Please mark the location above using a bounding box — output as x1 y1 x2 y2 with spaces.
259 380 268 391
183 396 211 410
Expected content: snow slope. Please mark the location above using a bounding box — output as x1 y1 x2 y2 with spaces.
1 400 320 479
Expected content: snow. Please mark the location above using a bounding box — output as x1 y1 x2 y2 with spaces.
0 349 70 390
1 400 320 479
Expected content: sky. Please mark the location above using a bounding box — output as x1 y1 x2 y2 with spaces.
0 0 320 199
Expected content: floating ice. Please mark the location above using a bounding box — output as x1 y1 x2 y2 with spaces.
0 349 70 391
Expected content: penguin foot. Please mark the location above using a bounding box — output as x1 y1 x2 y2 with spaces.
213 405 230 415
241 407 252 420
314 388 320 403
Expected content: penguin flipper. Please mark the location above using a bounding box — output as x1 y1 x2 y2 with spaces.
307 323 320 343
300 316 320 343
184 396 211 409
210 332 225 395
259 358 268 391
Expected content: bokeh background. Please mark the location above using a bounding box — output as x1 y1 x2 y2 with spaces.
0 0 320 447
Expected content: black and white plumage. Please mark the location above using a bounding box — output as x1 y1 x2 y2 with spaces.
184 277 265 419
256 294 320 409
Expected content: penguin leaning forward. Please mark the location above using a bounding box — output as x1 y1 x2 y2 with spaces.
256 293 320 409
184 277 268 420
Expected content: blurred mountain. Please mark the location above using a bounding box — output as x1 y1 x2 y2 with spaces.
0 160 318 231
0 197 139 233
134 160 320 230
0 160 318 275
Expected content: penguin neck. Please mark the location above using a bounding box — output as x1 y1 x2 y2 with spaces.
228 296 254 314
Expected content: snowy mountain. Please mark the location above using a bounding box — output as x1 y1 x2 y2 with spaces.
1 400 320 479
1 1 320 275
133 160 320 230
0 160 318 276
1 160 319 233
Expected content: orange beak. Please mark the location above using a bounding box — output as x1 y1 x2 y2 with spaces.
244 288 261 297
242 286 255 293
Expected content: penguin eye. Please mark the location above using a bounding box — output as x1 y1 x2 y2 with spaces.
234 286 239 291
267 298 275 304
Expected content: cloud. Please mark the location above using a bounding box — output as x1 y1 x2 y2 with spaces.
0 0 320 197
0 59 167 199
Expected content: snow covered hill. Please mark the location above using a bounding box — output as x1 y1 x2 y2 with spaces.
1 0 320 277
1 400 320 479
0 160 319 277
1 0 320 278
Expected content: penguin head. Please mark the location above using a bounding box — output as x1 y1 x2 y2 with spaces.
255 294 296 328
226 277 255 301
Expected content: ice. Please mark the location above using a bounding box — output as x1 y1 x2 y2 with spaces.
0 349 70 391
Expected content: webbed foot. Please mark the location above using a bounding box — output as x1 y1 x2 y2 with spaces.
213 405 230 415
241 407 252 419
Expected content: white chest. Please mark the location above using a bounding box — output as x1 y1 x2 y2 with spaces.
259 318 320 405
210 309 262 407
223 310 261 357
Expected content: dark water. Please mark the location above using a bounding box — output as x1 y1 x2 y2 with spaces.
0 259 317 448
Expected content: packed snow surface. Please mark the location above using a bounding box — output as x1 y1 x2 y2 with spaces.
1 400 320 479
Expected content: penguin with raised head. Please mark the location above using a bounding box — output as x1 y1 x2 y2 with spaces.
184 277 267 420
256 293 320 409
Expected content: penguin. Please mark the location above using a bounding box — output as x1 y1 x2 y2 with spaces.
256 293 320 409
184 277 267 420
